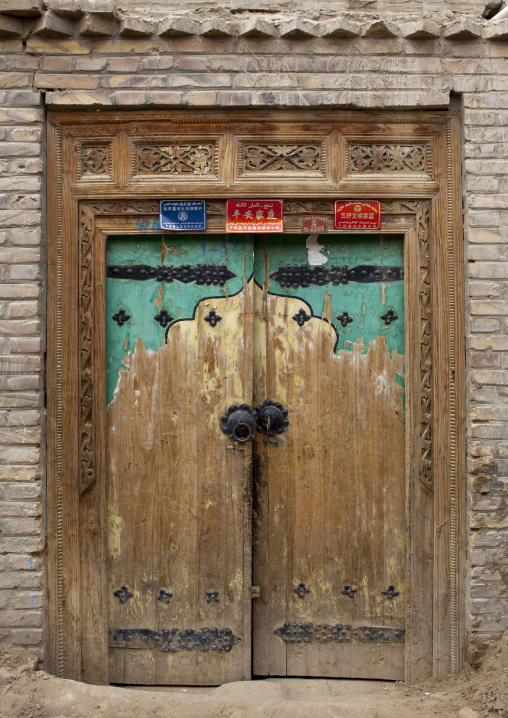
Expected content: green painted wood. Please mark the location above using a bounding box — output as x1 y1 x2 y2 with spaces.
106 234 251 405
254 233 405 407
254 233 404 356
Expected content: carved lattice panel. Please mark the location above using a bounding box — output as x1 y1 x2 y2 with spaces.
78 141 112 179
238 139 326 177
347 141 431 175
133 141 218 177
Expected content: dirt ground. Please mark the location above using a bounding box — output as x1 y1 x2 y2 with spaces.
1 632 507 718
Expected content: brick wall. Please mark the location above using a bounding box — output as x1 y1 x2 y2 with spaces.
0 0 507 667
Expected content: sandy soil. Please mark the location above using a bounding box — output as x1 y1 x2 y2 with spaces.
1 632 507 718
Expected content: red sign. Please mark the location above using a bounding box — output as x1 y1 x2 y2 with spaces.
335 200 381 230
226 199 283 233
301 214 327 232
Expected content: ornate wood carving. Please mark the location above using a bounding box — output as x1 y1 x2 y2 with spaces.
87 200 160 215
382 200 432 490
418 203 432 490
83 147 109 174
48 111 463 684
135 143 216 175
78 142 112 178
240 142 324 174
79 208 95 494
285 200 334 213
446 120 461 673
349 143 429 173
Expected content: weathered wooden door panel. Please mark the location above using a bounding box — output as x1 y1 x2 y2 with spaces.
48 112 465 685
106 234 253 685
107 231 406 683
252 234 406 680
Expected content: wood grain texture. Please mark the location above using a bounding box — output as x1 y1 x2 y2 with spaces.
106 271 252 685
46 109 464 685
252 246 406 680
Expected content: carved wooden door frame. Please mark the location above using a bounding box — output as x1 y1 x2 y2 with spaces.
46 109 464 684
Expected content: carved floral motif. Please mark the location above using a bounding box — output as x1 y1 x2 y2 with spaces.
79 209 94 493
136 144 214 175
350 144 427 173
418 204 432 489
242 143 322 173
82 146 109 175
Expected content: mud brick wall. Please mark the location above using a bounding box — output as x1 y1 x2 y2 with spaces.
0 0 507 666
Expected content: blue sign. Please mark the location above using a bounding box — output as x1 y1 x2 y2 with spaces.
159 200 207 231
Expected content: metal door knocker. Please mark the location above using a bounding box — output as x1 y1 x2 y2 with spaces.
255 400 289 436
221 404 257 442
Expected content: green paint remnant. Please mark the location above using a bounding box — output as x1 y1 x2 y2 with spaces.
254 233 405 358
106 232 404 406
106 234 251 405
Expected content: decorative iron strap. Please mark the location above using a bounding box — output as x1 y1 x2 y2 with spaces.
275 621 404 644
109 627 241 652
107 263 236 287
270 264 403 289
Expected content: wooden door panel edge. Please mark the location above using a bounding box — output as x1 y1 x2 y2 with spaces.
46 110 464 684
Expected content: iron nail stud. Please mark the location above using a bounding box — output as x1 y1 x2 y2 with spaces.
382 585 400 600
293 582 311 598
112 308 131 326
342 584 357 598
157 589 173 604
114 585 133 604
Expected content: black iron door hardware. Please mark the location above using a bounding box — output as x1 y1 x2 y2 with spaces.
204 309 222 327
107 262 236 287
157 590 173 604
292 308 311 326
381 308 398 325
293 582 311 598
382 585 400 600
221 404 257 442
274 621 405 644
255 399 289 436
112 308 131 326
270 263 403 289
114 585 133 604
110 627 241 652
342 584 357 598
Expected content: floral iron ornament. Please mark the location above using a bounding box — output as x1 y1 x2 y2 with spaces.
293 582 311 598
292 308 311 326
112 308 130 326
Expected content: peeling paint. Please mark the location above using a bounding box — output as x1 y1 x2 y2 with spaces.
306 234 328 265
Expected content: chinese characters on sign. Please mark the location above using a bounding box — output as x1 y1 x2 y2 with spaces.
334 201 381 230
159 200 207 231
301 215 327 232
226 200 283 233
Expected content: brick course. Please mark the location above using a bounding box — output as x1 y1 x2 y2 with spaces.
0 0 507 670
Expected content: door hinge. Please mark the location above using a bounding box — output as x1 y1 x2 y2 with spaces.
250 586 261 598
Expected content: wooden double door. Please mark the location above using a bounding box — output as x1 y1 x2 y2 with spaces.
106 231 406 685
